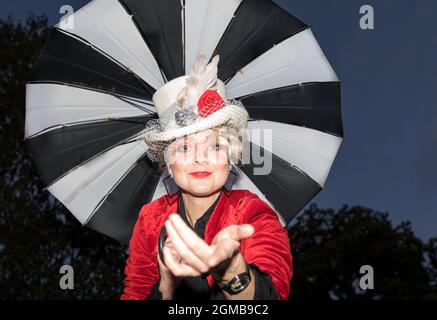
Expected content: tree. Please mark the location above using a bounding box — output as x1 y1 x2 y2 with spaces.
289 203 436 299
425 238 437 298
0 15 127 299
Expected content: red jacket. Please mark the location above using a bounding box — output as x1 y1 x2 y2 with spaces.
120 190 293 300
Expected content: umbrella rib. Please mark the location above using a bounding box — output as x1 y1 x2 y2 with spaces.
27 81 145 103
249 143 321 193
229 54 324 93
181 0 186 73
98 154 160 224
116 96 156 115
250 124 335 161
25 114 151 141
116 159 150 221
30 80 155 114
256 166 312 208
236 80 339 100
48 124 145 157
117 2 168 83
81 10 162 89
148 167 164 204
151 0 178 79
56 28 155 95
84 155 145 225
219 8 277 79
44 55 149 96
43 131 146 192
110 118 151 125
120 95 154 105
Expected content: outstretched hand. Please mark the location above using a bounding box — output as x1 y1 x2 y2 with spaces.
161 213 254 279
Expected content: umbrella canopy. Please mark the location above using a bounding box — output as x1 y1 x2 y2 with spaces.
25 0 343 244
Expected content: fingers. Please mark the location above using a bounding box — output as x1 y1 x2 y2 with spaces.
161 216 255 277
225 224 255 242
158 234 174 267
207 224 254 268
207 239 240 268
168 214 213 259
165 219 210 274
163 245 199 277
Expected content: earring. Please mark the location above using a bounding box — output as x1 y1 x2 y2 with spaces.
163 175 179 197
223 168 238 194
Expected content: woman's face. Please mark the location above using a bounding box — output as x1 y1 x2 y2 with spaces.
166 129 230 197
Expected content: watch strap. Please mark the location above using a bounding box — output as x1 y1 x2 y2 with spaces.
215 263 251 294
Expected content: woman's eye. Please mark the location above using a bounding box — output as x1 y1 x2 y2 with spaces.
176 145 190 152
209 143 222 151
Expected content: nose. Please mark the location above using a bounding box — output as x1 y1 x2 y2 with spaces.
194 144 209 165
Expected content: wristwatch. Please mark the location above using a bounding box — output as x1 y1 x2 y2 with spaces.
215 263 251 294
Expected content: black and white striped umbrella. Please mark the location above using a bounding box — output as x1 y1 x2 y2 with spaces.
25 0 342 244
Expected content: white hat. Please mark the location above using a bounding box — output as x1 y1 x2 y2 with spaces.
143 55 249 162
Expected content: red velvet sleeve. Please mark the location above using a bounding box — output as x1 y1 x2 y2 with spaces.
120 204 160 300
239 197 293 300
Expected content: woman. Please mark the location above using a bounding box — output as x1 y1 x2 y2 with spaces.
120 55 293 300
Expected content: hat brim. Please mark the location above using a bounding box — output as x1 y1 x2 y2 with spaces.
144 104 248 153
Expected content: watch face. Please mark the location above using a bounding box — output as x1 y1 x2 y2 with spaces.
229 274 250 293
230 278 243 290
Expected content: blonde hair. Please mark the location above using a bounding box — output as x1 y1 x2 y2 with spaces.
212 126 244 166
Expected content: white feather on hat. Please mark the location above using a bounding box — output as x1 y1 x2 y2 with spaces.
176 55 220 112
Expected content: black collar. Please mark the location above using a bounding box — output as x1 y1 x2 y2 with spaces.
178 191 222 233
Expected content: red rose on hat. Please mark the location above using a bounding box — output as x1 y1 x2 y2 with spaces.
197 89 225 118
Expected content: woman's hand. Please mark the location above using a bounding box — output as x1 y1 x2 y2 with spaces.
162 214 214 277
157 236 182 299
163 214 254 279
208 224 254 281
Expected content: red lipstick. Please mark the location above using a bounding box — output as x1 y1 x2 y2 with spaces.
190 171 212 178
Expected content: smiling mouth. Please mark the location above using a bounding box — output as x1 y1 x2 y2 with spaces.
190 171 212 178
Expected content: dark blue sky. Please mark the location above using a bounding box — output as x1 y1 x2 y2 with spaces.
2 0 436 240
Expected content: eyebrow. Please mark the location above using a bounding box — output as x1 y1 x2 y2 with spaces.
178 133 217 144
